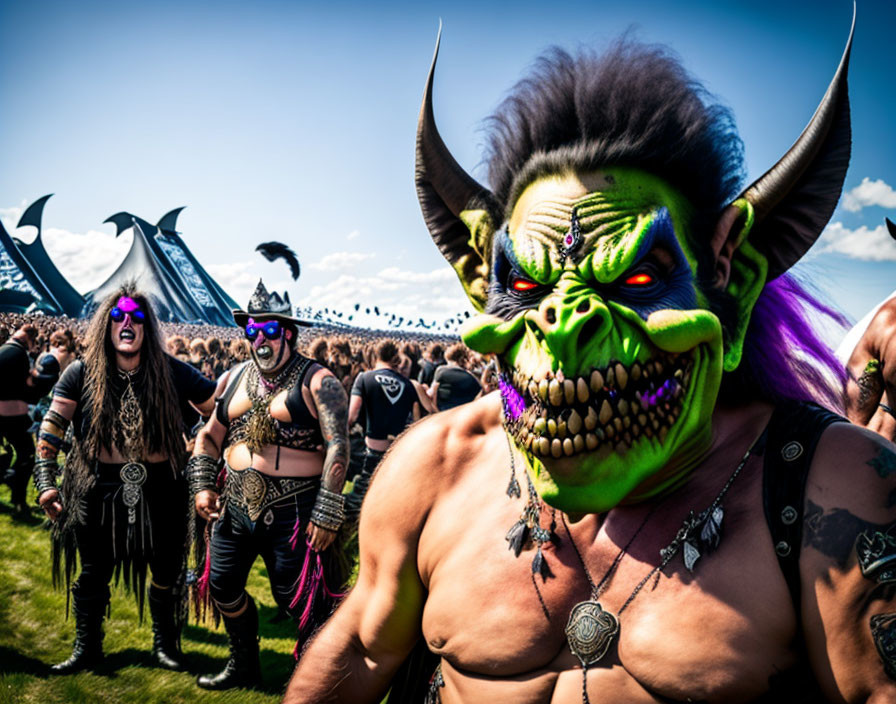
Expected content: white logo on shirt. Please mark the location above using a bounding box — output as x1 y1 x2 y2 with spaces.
374 373 403 405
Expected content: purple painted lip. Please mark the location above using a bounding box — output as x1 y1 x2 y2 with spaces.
500 375 527 421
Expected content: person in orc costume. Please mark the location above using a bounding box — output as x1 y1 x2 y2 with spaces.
35 284 216 674
286 16 896 704
188 280 349 690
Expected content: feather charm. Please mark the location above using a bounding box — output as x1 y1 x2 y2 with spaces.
699 506 724 549
506 474 521 499
531 546 553 581
506 519 529 557
683 541 701 571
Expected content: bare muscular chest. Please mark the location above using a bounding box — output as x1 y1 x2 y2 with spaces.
418 454 799 703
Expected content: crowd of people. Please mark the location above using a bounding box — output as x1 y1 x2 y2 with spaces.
8 13 896 702
0 299 495 690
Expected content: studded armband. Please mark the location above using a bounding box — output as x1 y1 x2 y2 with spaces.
33 458 60 500
186 454 220 496
310 487 345 532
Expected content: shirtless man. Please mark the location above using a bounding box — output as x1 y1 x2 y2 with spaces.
285 20 896 703
843 295 896 442
188 280 349 690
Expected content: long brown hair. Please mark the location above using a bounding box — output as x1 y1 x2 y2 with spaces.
82 284 184 463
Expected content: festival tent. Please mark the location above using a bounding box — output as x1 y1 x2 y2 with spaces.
82 216 210 323
0 217 63 314
154 207 238 324
100 211 235 326
13 194 85 317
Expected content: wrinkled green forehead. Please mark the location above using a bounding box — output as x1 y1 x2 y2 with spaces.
507 168 696 280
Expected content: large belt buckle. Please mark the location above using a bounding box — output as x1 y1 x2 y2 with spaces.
120 462 147 525
243 470 267 522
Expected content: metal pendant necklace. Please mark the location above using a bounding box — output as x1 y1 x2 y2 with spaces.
117 368 147 526
561 432 765 704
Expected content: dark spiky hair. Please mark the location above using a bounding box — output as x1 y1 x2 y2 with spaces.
484 40 746 240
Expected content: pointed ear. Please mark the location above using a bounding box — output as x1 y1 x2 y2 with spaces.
709 198 754 289
709 198 766 371
415 28 501 312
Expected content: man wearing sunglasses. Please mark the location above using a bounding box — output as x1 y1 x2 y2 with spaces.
34 286 217 674
187 280 349 690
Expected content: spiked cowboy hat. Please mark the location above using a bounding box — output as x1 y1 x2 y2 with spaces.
233 279 312 328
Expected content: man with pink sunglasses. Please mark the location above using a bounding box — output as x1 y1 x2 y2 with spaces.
187 280 349 690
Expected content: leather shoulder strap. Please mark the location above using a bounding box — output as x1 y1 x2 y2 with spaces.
762 400 846 608
214 361 251 426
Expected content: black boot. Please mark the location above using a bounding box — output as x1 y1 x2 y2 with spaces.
196 596 262 690
148 585 185 671
51 593 105 674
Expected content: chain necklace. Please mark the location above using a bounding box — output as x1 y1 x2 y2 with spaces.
116 368 148 525
243 354 309 455
561 431 766 704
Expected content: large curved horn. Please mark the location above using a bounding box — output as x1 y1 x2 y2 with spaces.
738 6 855 279
416 25 500 307
886 218 896 242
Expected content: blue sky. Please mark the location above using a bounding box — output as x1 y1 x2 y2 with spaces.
1 0 894 336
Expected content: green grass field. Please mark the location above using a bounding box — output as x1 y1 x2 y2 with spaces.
0 481 315 704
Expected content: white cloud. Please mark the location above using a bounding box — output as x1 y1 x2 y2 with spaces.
296 266 472 329
310 251 376 271
205 261 257 304
346 229 360 241
0 206 25 233
842 178 896 213
818 221 896 261
41 227 131 293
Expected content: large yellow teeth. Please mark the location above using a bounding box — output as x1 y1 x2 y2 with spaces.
506 355 693 457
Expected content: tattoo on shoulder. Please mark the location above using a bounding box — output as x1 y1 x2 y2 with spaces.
857 366 883 409
871 613 896 680
869 444 896 479
803 500 892 568
856 521 896 585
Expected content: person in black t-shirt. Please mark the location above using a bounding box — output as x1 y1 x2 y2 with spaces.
416 342 445 389
0 325 73 515
34 286 216 675
345 340 432 519
430 343 482 411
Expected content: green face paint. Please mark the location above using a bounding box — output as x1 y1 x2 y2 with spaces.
462 169 733 513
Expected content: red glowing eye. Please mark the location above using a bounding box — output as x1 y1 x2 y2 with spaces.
624 273 654 286
512 278 539 292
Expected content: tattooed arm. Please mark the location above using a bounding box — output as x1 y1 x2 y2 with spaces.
845 298 896 441
283 415 442 703
801 423 896 702
306 368 349 551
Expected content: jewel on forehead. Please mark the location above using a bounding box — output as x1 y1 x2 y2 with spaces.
117 296 141 313
560 206 582 259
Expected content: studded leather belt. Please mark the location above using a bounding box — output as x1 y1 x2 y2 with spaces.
224 466 318 522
